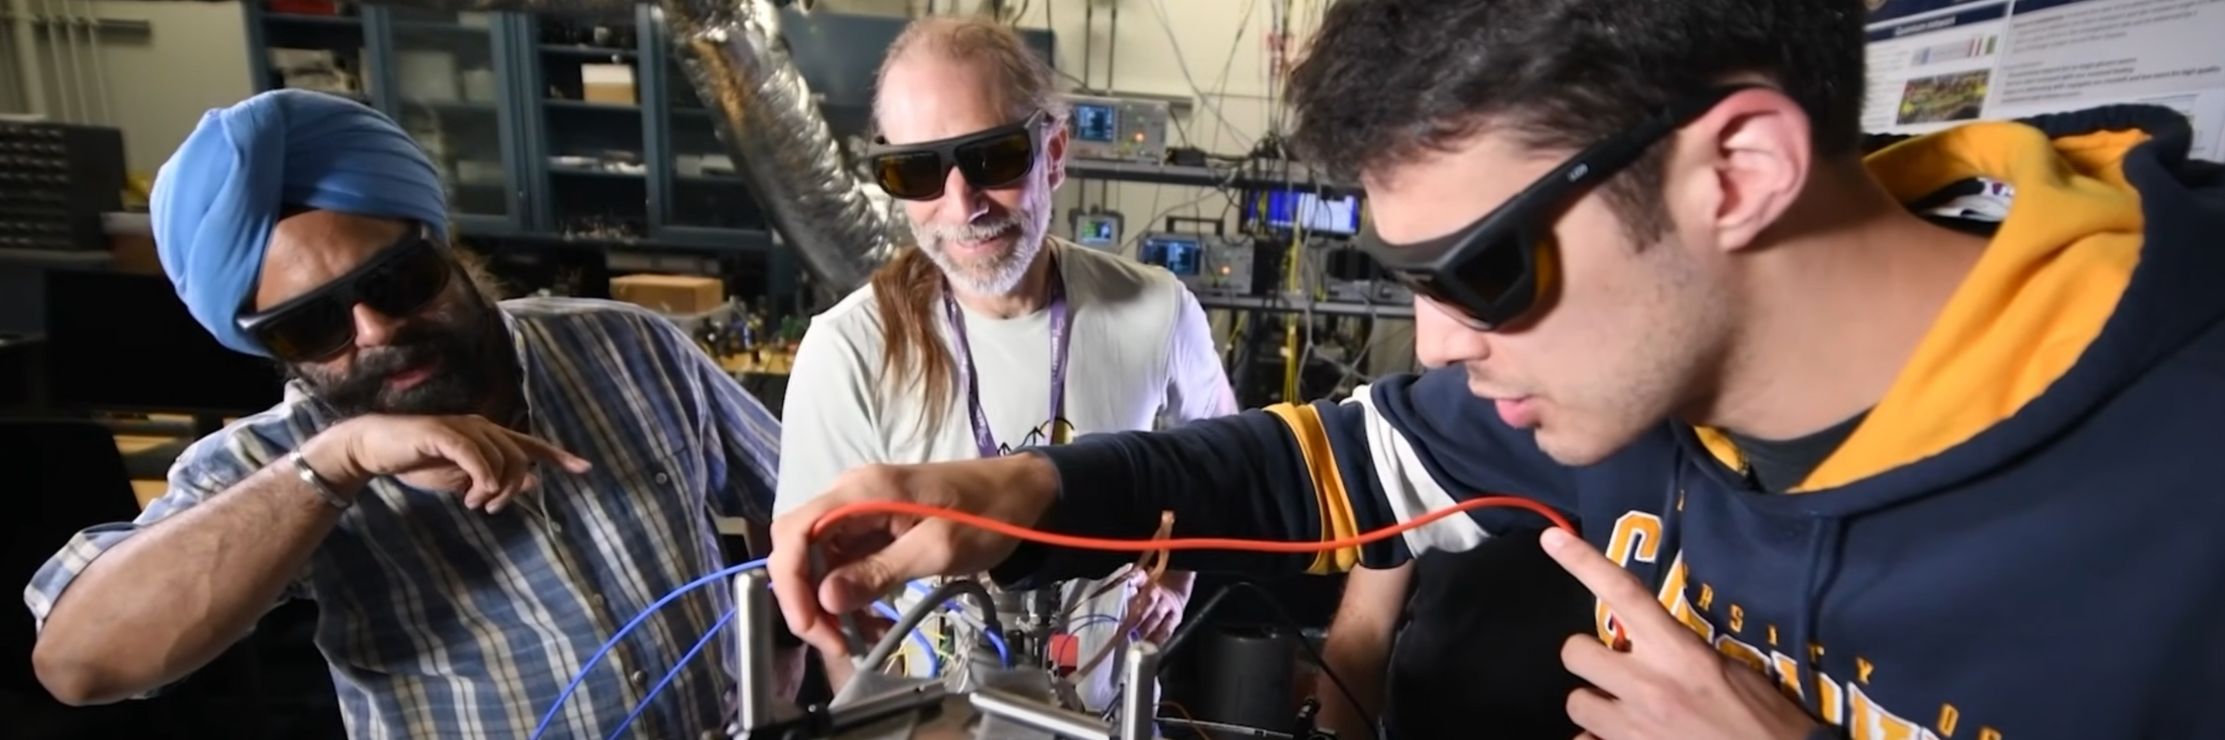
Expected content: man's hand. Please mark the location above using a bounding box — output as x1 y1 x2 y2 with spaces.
1125 570 1192 644
769 455 1061 661
311 414 593 512
1541 528 1820 740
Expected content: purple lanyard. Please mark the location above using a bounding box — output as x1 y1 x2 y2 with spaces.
942 268 1073 459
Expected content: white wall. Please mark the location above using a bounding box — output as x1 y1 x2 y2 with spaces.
98 1 255 176
2 0 252 177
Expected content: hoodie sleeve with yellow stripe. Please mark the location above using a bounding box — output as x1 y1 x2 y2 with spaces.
993 367 1579 587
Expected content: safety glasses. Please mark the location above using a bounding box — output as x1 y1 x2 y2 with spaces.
234 224 453 362
866 110 1049 201
1360 85 1758 329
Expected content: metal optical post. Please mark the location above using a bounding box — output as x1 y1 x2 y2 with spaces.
1117 643 1160 740
733 569 792 731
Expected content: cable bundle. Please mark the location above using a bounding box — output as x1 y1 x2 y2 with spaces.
537 494 1576 739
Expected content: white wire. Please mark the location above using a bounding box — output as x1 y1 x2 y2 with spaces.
1203 0 1260 155
1147 0 1252 148
1266 0 1292 140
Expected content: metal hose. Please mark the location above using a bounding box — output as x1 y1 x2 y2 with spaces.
660 0 896 295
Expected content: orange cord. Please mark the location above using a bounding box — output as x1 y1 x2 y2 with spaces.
804 495 1628 647
807 495 1575 553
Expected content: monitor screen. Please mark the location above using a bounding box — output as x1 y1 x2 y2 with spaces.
1257 189 1362 236
1139 236 1202 276
1074 213 1122 248
44 269 285 415
1073 103 1118 143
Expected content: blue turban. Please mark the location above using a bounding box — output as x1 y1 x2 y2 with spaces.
150 89 452 357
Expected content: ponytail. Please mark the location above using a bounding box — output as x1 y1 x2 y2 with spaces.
869 248 956 435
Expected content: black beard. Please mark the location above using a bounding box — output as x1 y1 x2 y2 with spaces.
290 297 512 419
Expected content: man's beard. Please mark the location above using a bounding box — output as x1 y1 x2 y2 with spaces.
288 297 511 419
911 180 1053 295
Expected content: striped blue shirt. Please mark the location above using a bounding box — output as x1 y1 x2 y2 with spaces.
23 298 780 740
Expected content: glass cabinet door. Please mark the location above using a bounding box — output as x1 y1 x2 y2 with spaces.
536 8 651 239
384 8 516 223
255 0 370 104
660 56 764 234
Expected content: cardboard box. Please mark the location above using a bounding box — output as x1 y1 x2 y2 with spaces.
610 274 724 315
582 63 636 105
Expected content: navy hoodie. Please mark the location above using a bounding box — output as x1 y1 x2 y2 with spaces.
1001 105 2225 739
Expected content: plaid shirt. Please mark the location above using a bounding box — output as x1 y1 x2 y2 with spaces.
24 298 780 740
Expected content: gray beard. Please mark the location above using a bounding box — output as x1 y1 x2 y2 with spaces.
910 177 1056 295
918 223 1047 295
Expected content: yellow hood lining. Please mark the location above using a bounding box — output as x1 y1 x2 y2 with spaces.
1695 122 2146 491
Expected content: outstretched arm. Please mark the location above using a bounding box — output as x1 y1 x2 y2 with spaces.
770 368 1577 656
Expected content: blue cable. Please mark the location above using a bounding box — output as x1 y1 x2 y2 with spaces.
531 557 766 740
982 628 1011 667
604 606 737 740
870 601 944 676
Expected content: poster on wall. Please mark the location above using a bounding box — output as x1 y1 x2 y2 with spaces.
1861 0 2225 160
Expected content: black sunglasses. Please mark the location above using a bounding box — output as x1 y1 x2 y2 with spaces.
1360 84 1761 329
235 224 453 362
866 110 1049 201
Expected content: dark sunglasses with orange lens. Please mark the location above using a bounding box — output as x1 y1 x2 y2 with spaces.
866 110 1049 201
234 224 453 362
1360 84 1759 329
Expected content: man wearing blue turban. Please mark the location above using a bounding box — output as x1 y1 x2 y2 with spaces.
24 89 797 738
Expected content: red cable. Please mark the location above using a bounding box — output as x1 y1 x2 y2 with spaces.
805 495 1626 648
807 495 1575 553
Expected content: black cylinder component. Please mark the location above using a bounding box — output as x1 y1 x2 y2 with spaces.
1196 624 1296 730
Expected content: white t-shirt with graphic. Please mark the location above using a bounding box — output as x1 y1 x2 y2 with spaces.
776 239 1237 707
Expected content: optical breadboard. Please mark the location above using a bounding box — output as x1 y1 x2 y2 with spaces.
1066 95 1171 164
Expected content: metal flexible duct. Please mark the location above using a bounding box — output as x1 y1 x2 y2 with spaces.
341 0 897 296
659 0 895 295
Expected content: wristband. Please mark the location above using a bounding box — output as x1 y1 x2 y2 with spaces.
289 450 354 511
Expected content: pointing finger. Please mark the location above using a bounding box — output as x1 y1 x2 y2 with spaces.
1541 527 1681 644
503 429 594 474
